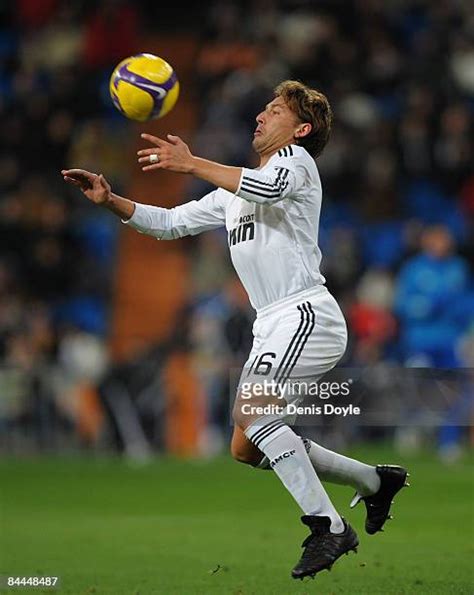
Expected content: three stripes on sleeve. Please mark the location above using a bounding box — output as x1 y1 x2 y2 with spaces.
238 145 294 203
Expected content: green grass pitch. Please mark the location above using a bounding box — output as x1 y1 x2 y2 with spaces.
1 444 473 594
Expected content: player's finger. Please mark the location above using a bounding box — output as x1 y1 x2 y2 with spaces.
62 170 82 179
140 133 168 147
166 134 181 145
136 148 162 156
99 174 110 190
62 172 91 186
61 168 95 179
63 176 82 186
141 163 163 171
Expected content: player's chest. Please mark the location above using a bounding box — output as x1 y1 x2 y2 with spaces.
225 196 288 248
226 197 257 248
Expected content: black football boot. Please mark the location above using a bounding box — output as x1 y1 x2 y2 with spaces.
350 464 409 534
291 516 359 580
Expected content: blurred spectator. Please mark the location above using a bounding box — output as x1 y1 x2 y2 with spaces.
81 0 140 71
394 225 471 367
349 269 397 357
15 0 58 30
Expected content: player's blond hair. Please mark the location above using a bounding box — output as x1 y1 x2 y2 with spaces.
274 80 333 158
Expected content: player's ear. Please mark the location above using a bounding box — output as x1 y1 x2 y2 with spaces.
295 123 312 139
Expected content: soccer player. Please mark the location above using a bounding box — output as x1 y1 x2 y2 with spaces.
62 80 408 580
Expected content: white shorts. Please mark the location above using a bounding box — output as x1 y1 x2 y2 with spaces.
238 285 347 410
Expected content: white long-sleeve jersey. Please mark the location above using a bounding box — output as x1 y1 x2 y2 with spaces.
124 144 326 311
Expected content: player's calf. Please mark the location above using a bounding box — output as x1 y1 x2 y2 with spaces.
230 429 264 466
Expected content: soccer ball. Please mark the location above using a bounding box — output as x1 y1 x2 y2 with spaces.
109 53 179 122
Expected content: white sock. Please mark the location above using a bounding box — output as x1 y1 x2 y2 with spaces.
303 438 380 496
245 417 344 533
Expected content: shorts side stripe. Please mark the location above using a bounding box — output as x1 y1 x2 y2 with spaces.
274 306 311 384
279 302 316 384
273 306 307 384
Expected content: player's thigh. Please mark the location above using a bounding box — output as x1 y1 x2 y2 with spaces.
232 308 306 428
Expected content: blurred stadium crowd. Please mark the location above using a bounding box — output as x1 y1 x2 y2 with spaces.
0 0 473 458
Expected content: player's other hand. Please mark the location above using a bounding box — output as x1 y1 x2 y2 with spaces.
61 169 112 205
137 133 195 174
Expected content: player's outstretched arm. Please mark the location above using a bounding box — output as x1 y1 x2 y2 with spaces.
137 133 242 194
138 134 300 204
62 168 226 240
61 169 135 220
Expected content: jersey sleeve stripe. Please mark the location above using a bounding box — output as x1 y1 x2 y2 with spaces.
243 168 288 189
242 175 279 189
241 168 290 196
240 183 282 198
240 177 290 197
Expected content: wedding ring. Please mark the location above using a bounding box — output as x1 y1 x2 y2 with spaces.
149 154 159 163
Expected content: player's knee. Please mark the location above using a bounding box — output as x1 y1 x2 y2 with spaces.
232 389 273 430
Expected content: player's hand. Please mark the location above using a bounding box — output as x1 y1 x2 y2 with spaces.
61 169 112 205
137 133 195 174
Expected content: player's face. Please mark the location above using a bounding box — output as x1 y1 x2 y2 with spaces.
252 97 301 154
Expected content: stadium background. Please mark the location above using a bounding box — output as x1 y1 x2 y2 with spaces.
0 1 473 593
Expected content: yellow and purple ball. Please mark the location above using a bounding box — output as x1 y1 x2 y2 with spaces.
109 53 179 122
